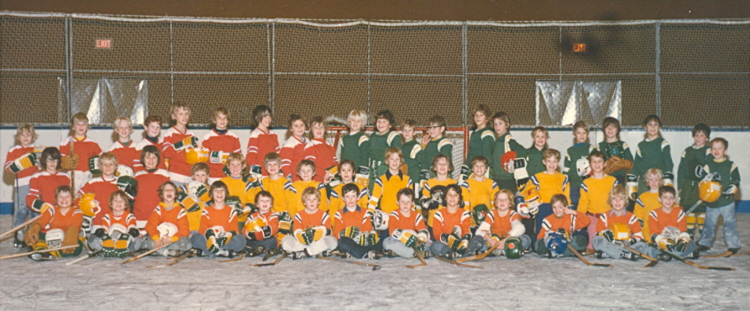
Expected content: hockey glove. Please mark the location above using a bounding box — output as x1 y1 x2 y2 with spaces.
626 174 638 201
30 199 53 214
116 176 138 199
209 151 229 164
393 229 418 248
93 228 106 239
723 182 738 198
340 226 360 240
24 221 42 247
9 152 38 174
295 230 312 245
599 229 615 243
277 212 292 234
459 164 470 181
653 234 675 251
177 192 201 213
173 136 197 151
88 156 101 175
662 173 674 188
306 226 331 243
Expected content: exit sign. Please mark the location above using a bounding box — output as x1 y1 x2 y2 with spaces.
96 39 112 49
572 43 587 53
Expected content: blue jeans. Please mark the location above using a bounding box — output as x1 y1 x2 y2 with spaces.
569 186 581 210
699 202 741 249
14 182 37 228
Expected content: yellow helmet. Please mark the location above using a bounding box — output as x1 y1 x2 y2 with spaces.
185 148 209 165
609 222 631 241
78 193 100 217
698 179 722 203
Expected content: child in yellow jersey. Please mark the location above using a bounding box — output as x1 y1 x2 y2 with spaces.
420 154 456 228
289 160 330 218
523 149 570 243
460 156 499 229
577 150 618 251
250 152 294 246
329 160 369 225
281 187 338 259
369 147 413 214
219 153 255 228
177 163 210 233
634 168 664 242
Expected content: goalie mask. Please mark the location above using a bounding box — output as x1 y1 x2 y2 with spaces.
157 222 179 239
372 210 389 231
115 165 134 177
45 228 65 248
500 151 518 173
576 157 591 177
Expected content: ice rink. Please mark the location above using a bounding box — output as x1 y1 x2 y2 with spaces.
0 214 748 310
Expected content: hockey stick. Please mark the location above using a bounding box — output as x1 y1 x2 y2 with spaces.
435 255 483 269
254 252 288 267
456 244 499 263
658 249 734 271
0 215 42 240
0 245 78 260
69 137 76 191
121 241 175 264
405 247 428 269
317 255 382 271
702 251 749 258
567 244 613 267
621 245 658 268
147 249 196 268
219 250 245 263
65 249 103 265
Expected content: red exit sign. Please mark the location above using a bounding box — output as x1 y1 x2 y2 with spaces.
96 39 112 49
572 43 587 53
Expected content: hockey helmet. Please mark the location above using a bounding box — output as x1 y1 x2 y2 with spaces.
157 222 179 239
78 193 100 217
45 228 65 248
698 179 722 203
609 222 631 241
185 147 209 165
500 151 518 173
504 237 522 259
372 209 389 230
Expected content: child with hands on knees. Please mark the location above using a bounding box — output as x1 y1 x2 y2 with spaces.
89 190 141 257
243 190 279 257
646 186 698 260
471 189 531 257
430 184 479 258
382 188 429 258
334 183 382 258
592 185 649 260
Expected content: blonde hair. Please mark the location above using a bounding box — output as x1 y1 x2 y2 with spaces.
112 117 133 142
531 126 549 149
169 102 191 127
14 124 38 145
213 107 230 124
347 110 368 129
495 189 515 209
225 153 245 166
572 121 590 143
301 186 321 203
431 154 453 173
70 112 89 136
385 147 404 165
645 168 663 181
542 149 561 162
607 185 628 206
264 152 282 167
98 152 118 167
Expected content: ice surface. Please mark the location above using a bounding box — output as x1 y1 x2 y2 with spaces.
0 214 748 310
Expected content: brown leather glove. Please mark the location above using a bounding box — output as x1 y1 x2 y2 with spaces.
24 222 42 247
603 156 633 175
60 154 80 170
62 226 80 254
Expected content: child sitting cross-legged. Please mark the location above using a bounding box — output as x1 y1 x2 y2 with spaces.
592 185 650 260
281 187 338 259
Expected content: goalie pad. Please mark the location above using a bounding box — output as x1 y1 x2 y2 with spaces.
60 154 79 170
603 155 633 175
626 174 638 201
355 166 370 191
277 212 292 234
116 176 138 199
599 229 615 243
62 226 80 254
372 209 389 231
8 152 38 174
392 229 418 248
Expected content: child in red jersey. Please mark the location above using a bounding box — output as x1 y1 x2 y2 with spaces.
592 185 649 260
24 185 84 260
245 105 279 175
334 183 381 258
77 153 121 234
280 114 312 181
191 181 246 257
26 148 70 217
472 189 531 256
142 181 191 256
646 186 698 260
430 184 476 258
133 145 171 231
535 194 590 258
89 191 140 257
59 112 102 192
134 115 166 172
243 190 280 257
382 188 429 258
202 107 242 184
307 116 338 183
5 124 42 248
162 103 199 186
105 117 139 172
281 187 338 259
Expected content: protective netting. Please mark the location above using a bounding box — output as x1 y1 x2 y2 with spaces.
1 13 748 128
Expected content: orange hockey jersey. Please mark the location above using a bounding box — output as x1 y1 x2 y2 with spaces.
243 210 279 241
96 211 138 234
387 209 428 237
648 207 687 240
199 204 239 235
38 206 84 232
333 206 374 238
595 210 644 241
144 202 190 242
77 176 119 224
433 207 472 238
293 208 331 232
59 136 102 172
538 210 590 240
484 210 522 236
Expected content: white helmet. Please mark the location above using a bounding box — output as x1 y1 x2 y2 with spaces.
157 222 179 239
372 210 389 231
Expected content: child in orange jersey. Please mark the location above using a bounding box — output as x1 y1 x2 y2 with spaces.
382 188 429 258
430 184 476 258
522 149 570 243
191 181 246 257
133 146 171 231
245 105 279 175
105 117 139 172
202 107 242 183
646 186 697 260
420 154 457 229
142 181 191 256
89 191 141 257
243 190 279 257
178 163 211 233
134 115 166 172
535 194 590 258
577 150 618 252
472 190 531 256
592 185 649 260
281 187 338 259
334 183 381 258
633 168 663 243
77 153 121 234
6 125 42 248
59 113 102 192
24 185 84 260
308 116 338 183
161 103 199 186
280 114 312 181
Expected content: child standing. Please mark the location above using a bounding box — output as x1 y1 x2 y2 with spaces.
525 126 549 177
162 103 199 186
106 117 139 171
281 187 338 259
420 115 454 181
472 190 532 256
5 124 41 248
369 148 413 214
577 150 618 251
308 116 338 183
383 188 429 258
489 112 526 192
430 184 477 258
59 112 102 191
245 105 280 175
677 123 712 237
633 168 663 243
142 181 192 256
134 116 166 172
89 191 141 257
339 110 370 174
592 185 648 260
646 186 697 260
564 121 596 208
632 115 673 194
462 105 494 181
535 194 590 257
24 185 84 260
400 119 424 193
202 107 242 184
191 181 247 257
243 190 279 257
280 115 311 181
133 145 171 231
697 138 741 254
420 154 457 228
598 117 633 186
334 183 381 258
369 110 402 190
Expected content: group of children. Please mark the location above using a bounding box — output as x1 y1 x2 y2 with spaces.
4 103 741 264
